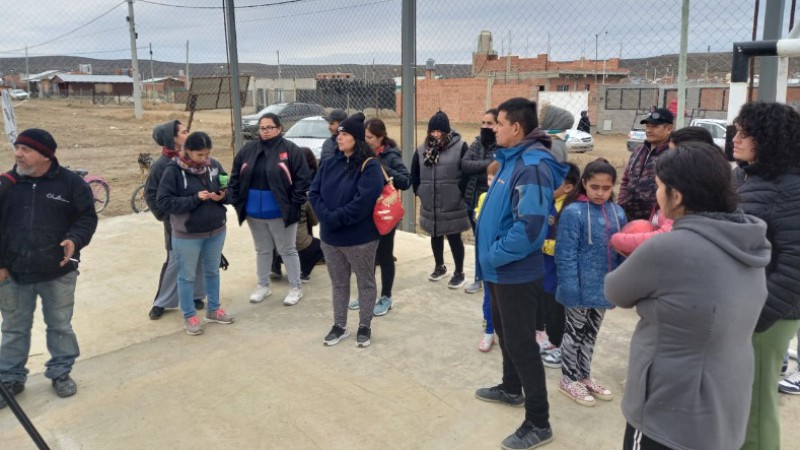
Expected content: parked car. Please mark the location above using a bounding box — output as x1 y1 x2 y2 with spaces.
689 118 727 151
283 116 330 160
9 89 29 100
627 112 648 151
566 130 594 152
241 102 326 140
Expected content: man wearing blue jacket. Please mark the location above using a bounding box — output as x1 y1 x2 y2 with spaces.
474 98 566 450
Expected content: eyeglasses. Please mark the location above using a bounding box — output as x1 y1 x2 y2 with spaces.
259 126 279 132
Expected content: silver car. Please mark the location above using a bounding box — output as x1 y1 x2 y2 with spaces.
283 116 330 160
566 130 594 152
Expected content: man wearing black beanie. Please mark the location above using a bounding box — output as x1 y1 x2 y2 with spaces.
0 128 98 408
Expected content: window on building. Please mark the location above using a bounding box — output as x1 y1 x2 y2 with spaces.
584 84 591 91
556 85 569 92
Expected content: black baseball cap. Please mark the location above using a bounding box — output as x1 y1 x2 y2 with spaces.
640 108 674 125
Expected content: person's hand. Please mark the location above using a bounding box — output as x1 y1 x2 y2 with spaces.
60 239 76 267
197 190 211 201
0 268 8 282
209 190 226 202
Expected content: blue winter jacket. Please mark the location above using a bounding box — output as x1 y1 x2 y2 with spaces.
555 195 627 308
475 133 567 284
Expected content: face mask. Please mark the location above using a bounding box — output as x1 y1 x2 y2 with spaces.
480 127 496 147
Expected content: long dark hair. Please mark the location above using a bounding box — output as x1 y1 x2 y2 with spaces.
656 142 737 213
365 118 398 149
733 101 800 178
338 140 373 175
563 158 617 210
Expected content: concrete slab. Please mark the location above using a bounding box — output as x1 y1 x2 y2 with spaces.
1 211 798 449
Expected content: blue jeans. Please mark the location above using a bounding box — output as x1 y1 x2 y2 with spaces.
0 271 80 383
172 230 226 319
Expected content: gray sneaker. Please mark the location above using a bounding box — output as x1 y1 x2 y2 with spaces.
501 420 554 450
348 299 360 310
52 374 77 398
465 280 483 294
541 348 562 369
205 308 234 324
475 384 525 407
184 315 203 335
373 296 392 316
356 326 371 348
323 325 349 346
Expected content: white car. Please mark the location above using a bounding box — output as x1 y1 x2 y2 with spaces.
9 89 29 100
566 130 594 152
283 116 330 160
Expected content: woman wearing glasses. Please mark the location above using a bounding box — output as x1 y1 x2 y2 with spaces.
229 112 312 307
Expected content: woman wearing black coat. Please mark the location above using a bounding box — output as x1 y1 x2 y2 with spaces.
733 101 800 450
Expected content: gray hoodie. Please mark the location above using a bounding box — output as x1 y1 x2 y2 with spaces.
540 105 573 163
605 212 771 450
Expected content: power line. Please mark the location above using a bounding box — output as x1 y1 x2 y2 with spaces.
0 1 126 54
139 0 325 9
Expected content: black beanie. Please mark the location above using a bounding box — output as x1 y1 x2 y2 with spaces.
427 110 451 134
338 112 366 142
14 128 57 159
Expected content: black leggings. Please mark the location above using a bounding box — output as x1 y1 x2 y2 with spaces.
375 228 396 298
536 292 566 347
431 233 464 274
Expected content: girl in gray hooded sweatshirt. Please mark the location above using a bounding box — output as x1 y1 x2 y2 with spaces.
605 143 771 450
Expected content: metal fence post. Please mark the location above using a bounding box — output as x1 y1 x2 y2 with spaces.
401 0 416 233
224 0 243 154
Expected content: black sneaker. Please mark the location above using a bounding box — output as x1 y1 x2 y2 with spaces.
475 384 525 407
0 380 25 409
356 326 371 348
193 299 205 311
148 306 165 320
52 374 77 398
501 420 553 450
299 273 311 283
323 325 349 346
448 272 467 289
428 265 448 281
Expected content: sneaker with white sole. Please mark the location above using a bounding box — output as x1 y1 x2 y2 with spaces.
541 348 562 369
779 368 800 395
184 315 203 335
283 287 303 306
501 420 554 450
356 326 371 348
323 325 349 346
373 296 392 316
465 280 483 294
448 272 467 289
559 379 595 406
348 299 360 310
536 330 555 354
205 308 234 324
580 378 613 401
428 265 447 281
249 285 272 303
478 333 495 352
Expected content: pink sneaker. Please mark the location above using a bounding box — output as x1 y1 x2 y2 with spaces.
559 378 595 407
580 378 613 401
536 330 555 354
478 333 495 352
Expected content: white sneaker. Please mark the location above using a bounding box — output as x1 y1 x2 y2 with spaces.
249 285 272 303
283 287 304 306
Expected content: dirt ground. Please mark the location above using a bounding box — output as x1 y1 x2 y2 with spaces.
4 99 630 219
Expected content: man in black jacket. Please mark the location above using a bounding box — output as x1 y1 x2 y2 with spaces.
144 120 206 319
0 129 97 408
320 109 348 163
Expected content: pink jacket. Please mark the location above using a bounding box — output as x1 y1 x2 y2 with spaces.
610 210 673 256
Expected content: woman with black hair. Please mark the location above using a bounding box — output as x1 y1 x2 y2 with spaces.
156 131 233 336
606 142 770 450
309 114 384 348
732 101 800 450
229 112 311 307
668 126 714 148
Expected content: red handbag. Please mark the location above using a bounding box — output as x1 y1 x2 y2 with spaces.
362 157 405 235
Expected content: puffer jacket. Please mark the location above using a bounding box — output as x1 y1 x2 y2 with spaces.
156 159 229 238
461 138 497 208
610 210 673 257
376 145 411 191
737 164 800 332
540 104 573 163
618 141 670 221
555 195 627 308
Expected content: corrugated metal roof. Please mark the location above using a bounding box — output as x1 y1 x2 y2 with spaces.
23 70 63 81
54 74 134 84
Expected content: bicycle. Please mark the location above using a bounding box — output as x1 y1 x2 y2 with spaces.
131 153 153 213
70 168 110 214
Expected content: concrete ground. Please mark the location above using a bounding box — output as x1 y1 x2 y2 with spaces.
0 211 798 449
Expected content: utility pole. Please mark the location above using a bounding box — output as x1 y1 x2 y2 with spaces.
223 0 243 153
185 40 190 89
400 0 416 232
149 43 155 99
676 0 689 128
24 46 30 94
126 0 142 119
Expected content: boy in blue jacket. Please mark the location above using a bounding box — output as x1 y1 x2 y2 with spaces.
473 98 567 450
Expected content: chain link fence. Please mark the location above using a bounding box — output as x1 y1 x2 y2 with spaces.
0 0 796 216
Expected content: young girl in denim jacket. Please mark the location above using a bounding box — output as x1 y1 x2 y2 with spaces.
555 158 626 406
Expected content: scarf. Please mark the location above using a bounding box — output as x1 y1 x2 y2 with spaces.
174 154 210 175
423 133 451 167
162 146 180 159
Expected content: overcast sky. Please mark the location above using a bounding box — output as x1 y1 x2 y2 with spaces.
0 0 794 68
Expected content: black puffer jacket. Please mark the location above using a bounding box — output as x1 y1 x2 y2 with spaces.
461 138 496 209
737 164 800 332
377 145 411 191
